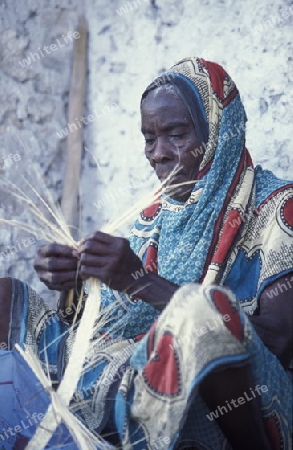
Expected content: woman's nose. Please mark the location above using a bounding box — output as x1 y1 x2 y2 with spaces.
152 137 174 163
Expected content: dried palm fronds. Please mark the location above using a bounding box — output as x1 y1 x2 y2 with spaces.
16 344 104 450
0 171 105 448
0 163 198 449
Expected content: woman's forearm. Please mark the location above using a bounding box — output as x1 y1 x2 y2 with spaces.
248 275 293 368
248 314 292 368
126 272 179 311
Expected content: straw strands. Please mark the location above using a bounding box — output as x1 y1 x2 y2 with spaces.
0 164 197 449
16 344 102 450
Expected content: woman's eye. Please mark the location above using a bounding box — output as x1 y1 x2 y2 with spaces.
145 138 155 145
170 134 185 139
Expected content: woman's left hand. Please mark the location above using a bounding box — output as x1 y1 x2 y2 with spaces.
77 231 145 292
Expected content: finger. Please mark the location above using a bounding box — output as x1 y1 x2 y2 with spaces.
38 270 79 286
79 266 106 281
35 256 78 272
79 253 106 266
46 281 80 291
78 240 112 256
80 231 113 246
38 243 76 257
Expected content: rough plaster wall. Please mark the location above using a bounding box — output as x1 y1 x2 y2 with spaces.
0 0 83 301
1 0 292 301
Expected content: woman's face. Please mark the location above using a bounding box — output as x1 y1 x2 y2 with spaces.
141 86 205 201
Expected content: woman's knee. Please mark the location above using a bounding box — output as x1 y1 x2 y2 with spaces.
165 283 245 335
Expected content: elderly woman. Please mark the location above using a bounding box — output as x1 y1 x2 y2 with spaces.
0 57 292 450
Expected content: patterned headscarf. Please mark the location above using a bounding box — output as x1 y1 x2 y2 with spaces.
132 57 252 284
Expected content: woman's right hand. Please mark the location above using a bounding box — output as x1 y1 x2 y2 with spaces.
34 244 80 291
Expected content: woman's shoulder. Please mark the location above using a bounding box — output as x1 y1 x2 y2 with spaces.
254 165 293 211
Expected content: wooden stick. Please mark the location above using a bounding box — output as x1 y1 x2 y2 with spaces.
61 16 87 239
61 16 88 308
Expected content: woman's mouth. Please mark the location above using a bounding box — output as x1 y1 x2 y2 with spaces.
158 171 186 184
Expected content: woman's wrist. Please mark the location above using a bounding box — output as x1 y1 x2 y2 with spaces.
125 272 179 311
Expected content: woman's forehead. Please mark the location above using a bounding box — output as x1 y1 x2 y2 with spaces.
140 92 192 131
144 83 177 99
141 85 186 112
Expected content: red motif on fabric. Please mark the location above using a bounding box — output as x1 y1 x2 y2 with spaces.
203 60 227 100
212 210 242 264
142 201 160 218
143 332 181 397
282 197 293 228
145 245 158 274
264 415 284 450
201 59 238 106
210 289 244 341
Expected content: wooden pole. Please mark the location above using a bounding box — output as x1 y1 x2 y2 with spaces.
61 16 87 308
61 16 87 239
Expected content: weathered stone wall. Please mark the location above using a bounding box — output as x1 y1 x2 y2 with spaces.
0 0 82 300
1 0 292 301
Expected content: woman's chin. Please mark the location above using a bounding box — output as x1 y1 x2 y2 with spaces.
166 186 193 202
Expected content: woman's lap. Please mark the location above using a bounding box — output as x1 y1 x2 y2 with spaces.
0 280 292 449
120 284 292 449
